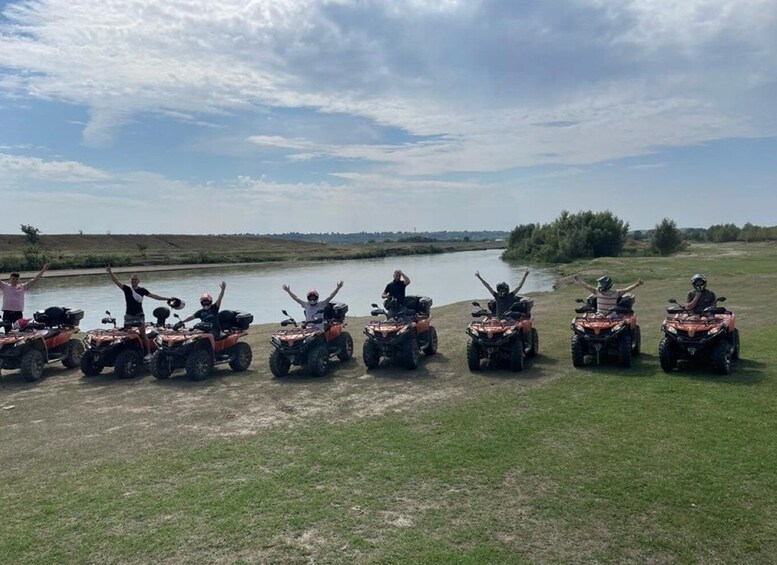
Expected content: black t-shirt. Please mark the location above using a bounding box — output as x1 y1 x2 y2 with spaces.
194 305 221 333
122 285 150 316
493 291 520 317
687 289 716 314
384 280 408 302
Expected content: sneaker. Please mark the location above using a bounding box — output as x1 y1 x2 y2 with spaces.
143 353 152 362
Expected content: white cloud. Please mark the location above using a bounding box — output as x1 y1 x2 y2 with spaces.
0 152 108 182
0 0 774 168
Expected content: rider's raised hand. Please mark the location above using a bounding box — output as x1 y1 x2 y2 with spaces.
336 280 344 288
220 281 226 290
282 284 290 292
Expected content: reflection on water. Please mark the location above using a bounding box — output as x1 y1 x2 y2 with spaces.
20 250 556 329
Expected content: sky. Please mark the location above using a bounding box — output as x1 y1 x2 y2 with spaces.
0 0 775 234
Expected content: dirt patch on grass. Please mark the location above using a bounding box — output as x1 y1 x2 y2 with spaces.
0 302 554 470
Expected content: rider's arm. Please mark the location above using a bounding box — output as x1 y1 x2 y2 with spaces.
147 291 171 301
573 275 596 293
475 271 496 296
512 269 530 293
283 285 305 306
214 281 226 308
106 266 123 289
24 263 49 289
400 271 410 286
325 281 343 303
686 291 701 310
618 279 644 294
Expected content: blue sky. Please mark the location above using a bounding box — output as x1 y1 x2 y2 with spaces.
1 0 775 234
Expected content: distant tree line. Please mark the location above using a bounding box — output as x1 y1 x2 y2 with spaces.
262 230 509 244
504 212 777 263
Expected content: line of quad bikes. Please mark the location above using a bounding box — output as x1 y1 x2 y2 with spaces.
0 290 739 383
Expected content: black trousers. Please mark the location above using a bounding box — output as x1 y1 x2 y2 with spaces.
2 310 23 333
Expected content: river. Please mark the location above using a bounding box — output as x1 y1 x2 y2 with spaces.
18 249 556 330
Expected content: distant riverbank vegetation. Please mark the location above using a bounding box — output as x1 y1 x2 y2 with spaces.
503 211 777 263
0 229 506 273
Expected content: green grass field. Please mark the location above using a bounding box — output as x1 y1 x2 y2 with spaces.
1 241 775 563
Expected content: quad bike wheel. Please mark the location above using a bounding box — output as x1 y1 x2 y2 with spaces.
658 337 677 373
62 339 85 369
617 332 632 368
21 349 44 382
150 351 172 380
632 326 641 355
114 349 141 379
730 329 740 361
571 335 585 368
466 339 481 371
403 336 420 370
229 342 253 372
308 345 329 377
423 326 438 356
269 348 291 377
362 340 380 370
526 327 539 358
80 350 104 376
186 349 214 381
337 332 354 361
711 339 732 375
509 338 524 372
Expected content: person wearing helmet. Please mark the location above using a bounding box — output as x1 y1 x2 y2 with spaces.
106 266 177 360
475 269 530 317
282 281 344 326
685 274 716 314
573 274 643 314
178 282 227 337
382 269 411 304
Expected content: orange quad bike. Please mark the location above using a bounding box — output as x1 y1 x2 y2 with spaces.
659 297 739 375
570 293 641 368
362 296 438 370
466 298 538 372
150 309 253 381
0 306 84 382
80 306 171 379
269 302 353 377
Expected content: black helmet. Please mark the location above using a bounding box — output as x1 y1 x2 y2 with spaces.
167 297 185 310
691 273 707 291
597 276 613 292
496 282 509 296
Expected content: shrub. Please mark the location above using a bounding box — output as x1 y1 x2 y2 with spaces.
652 218 684 256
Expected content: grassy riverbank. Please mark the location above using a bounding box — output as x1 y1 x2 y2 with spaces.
0 233 505 273
0 241 775 562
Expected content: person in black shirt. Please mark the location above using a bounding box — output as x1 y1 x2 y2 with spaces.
107 267 174 360
475 269 530 318
382 269 411 303
179 281 226 337
685 274 717 314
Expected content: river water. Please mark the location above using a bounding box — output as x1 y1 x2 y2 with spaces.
18 249 556 330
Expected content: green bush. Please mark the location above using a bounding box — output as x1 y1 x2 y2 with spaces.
503 210 628 263
652 218 685 256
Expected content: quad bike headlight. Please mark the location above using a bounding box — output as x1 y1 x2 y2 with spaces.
271 336 282 346
708 326 721 335
574 323 584 332
397 326 409 335
303 334 318 344
665 326 677 334
503 328 515 336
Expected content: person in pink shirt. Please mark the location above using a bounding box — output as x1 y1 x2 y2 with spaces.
1 263 49 332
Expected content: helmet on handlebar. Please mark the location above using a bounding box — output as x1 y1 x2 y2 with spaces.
691 273 707 291
495 282 509 296
597 276 613 292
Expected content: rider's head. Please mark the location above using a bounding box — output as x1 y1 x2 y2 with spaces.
393 270 402 281
691 273 707 291
597 276 613 292
307 289 319 305
199 292 213 308
130 274 141 288
496 282 510 296
9 273 19 286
